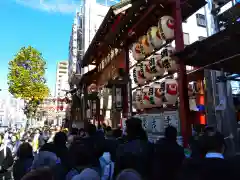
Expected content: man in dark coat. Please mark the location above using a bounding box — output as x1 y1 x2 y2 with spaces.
152 126 185 180
114 117 154 179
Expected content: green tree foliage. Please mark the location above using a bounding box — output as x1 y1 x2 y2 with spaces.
8 46 49 118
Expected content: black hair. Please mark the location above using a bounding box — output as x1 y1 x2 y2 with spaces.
126 117 145 140
54 131 67 146
17 142 33 159
165 126 177 141
203 131 225 153
86 124 97 136
105 126 112 132
112 128 122 139
39 143 56 153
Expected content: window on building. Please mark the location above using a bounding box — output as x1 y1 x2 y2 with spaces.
196 14 206 28
198 36 206 41
183 33 190 46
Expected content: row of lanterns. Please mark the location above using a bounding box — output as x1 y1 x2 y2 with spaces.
133 46 176 85
133 79 199 110
133 78 178 110
131 15 175 61
131 15 176 86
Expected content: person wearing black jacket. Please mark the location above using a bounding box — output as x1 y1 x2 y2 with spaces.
114 117 154 179
152 126 185 180
179 130 237 180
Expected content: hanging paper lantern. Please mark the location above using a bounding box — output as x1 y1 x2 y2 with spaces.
135 89 143 110
142 86 152 109
158 15 175 40
151 54 165 76
161 78 178 105
148 56 159 78
151 82 164 107
160 46 177 73
139 35 154 55
133 64 146 85
147 26 164 49
132 42 145 61
142 60 153 81
88 83 97 93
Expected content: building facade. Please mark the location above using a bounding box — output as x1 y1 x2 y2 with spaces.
68 0 121 84
55 61 69 97
0 94 25 127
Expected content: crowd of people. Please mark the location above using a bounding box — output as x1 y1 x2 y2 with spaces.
0 117 239 180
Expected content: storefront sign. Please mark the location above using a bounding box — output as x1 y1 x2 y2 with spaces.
98 51 125 85
98 48 121 72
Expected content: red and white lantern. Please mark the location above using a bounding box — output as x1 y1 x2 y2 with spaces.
161 78 178 105
88 83 97 93
158 15 175 41
151 82 164 107
142 86 152 109
133 64 146 85
140 35 154 55
135 89 143 110
152 54 165 76
160 46 177 73
142 60 153 81
147 26 163 49
132 42 145 61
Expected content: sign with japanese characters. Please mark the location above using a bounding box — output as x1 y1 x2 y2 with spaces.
134 110 180 134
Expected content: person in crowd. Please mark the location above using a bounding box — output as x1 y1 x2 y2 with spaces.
78 128 86 138
65 141 95 180
116 169 142 180
114 117 153 179
105 126 113 139
178 130 237 180
99 151 114 180
53 132 69 167
32 143 60 170
32 130 40 153
0 133 14 180
71 168 100 180
152 126 185 180
21 167 54 180
188 125 205 159
12 134 21 157
13 142 34 180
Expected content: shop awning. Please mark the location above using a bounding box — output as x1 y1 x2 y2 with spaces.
81 0 206 67
175 22 240 73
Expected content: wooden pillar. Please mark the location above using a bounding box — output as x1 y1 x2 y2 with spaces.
122 47 131 118
173 0 191 147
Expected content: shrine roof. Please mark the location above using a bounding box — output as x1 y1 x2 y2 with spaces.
81 0 206 67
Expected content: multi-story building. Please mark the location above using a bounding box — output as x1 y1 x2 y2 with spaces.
37 96 69 126
68 0 121 86
55 61 69 97
0 93 25 127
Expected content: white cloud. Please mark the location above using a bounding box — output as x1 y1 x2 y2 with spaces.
15 0 80 13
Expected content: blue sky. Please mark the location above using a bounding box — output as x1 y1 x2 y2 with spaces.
0 0 80 96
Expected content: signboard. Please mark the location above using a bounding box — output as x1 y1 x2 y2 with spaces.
134 111 180 134
98 51 125 85
121 111 180 134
